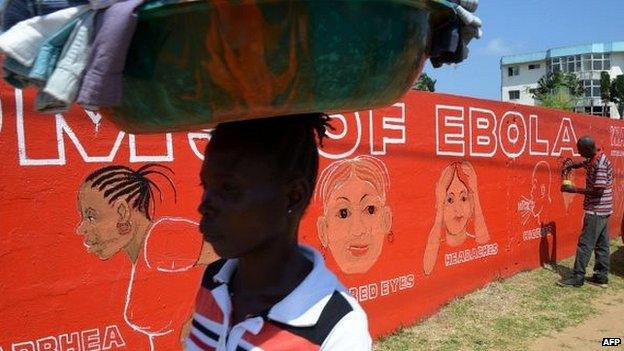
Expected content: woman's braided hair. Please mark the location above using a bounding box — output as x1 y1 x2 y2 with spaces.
84 164 176 220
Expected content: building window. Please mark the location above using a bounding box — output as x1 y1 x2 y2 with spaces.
528 64 541 70
594 53 612 70
583 54 592 70
508 66 519 77
567 56 575 72
550 57 561 72
509 90 520 100
583 79 602 98
563 55 581 73
593 59 603 70
584 106 609 117
548 53 611 73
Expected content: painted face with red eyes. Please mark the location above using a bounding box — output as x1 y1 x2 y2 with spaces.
318 173 391 274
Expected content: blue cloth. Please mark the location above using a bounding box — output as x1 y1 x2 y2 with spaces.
2 0 34 31
2 0 87 31
38 11 95 112
36 0 89 14
29 12 81 80
3 57 32 88
2 12 81 88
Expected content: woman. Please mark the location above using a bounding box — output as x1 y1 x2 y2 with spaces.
315 155 393 274
423 161 489 275
76 164 217 350
188 114 372 350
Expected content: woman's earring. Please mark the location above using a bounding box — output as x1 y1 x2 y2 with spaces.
287 209 294 216
117 221 131 235
387 230 395 243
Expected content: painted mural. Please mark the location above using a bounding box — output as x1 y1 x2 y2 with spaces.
2 83 624 351
423 161 490 275
518 161 552 227
75 164 219 350
315 155 392 274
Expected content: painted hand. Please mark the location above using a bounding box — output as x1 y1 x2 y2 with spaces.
436 165 454 207
462 161 479 192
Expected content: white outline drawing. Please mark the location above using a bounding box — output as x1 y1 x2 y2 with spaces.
318 112 363 160
518 161 552 225
123 217 199 351
369 102 406 156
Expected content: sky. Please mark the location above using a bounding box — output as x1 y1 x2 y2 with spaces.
423 0 624 101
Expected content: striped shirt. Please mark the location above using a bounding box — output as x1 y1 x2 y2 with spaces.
582 152 613 215
185 245 372 351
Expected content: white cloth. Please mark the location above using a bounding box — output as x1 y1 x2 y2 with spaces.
0 5 88 66
455 4 483 41
455 0 478 12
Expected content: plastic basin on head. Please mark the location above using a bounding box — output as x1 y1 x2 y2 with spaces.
113 0 456 133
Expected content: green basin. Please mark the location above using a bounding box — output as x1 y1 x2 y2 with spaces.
113 0 456 133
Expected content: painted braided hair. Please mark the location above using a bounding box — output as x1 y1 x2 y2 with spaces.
84 164 176 220
210 113 334 209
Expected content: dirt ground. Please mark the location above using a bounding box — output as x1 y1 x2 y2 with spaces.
529 288 624 351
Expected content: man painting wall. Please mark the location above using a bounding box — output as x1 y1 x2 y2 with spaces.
559 136 614 288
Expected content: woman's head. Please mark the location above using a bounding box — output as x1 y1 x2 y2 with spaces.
198 113 331 258
316 156 392 274
439 163 473 237
76 164 175 260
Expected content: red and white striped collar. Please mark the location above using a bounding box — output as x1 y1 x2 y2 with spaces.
212 245 343 327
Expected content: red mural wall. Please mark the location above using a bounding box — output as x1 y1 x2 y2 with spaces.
1 82 623 351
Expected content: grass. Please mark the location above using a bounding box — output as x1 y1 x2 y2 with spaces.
375 238 624 351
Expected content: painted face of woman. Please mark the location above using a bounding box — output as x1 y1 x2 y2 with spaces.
442 172 471 236
322 173 389 274
76 183 134 260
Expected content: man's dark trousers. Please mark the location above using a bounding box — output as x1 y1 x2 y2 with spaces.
572 213 610 279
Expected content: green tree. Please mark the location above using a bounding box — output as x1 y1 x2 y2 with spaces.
539 86 577 111
412 73 436 92
600 71 611 116
531 71 583 111
611 75 624 118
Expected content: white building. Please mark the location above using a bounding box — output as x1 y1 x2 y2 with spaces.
501 41 624 118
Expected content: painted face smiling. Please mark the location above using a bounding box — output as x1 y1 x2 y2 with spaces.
318 172 391 274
